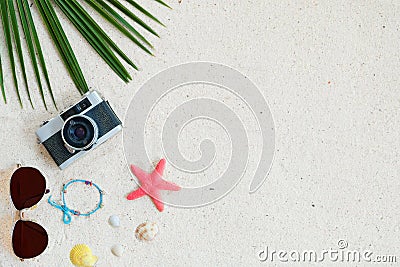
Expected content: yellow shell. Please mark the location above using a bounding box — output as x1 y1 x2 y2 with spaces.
70 244 98 267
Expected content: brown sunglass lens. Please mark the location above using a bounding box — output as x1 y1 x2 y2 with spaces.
12 220 48 259
10 167 46 210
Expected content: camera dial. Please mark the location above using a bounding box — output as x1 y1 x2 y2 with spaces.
61 115 99 153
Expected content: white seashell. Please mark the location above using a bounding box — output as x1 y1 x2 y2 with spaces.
108 215 120 228
135 222 159 241
111 244 124 257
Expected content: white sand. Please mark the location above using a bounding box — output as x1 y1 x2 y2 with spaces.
1 0 399 266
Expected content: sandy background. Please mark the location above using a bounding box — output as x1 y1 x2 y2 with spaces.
0 0 400 266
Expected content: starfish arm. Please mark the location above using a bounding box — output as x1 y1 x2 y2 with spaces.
157 179 181 191
127 187 146 200
154 159 166 175
149 191 164 212
128 160 181 212
130 164 148 184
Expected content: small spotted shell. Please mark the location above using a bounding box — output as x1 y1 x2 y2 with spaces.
135 222 159 241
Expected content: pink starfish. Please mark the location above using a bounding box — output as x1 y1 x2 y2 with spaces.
127 159 181 212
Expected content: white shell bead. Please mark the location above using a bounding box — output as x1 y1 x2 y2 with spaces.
108 215 120 228
111 244 124 257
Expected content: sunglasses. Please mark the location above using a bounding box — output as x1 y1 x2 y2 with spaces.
10 166 49 259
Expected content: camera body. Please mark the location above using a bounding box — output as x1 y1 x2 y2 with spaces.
36 91 122 169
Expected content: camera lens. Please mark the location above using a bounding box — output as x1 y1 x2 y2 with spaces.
62 115 98 151
74 127 86 140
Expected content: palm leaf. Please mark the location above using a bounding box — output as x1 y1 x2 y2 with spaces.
16 0 46 109
66 0 139 69
55 0 134 81
19 0 57 109
0 54 4 103
35 0 89 94
1 0 22 107
85 0 154 50
154 0 172 9
7 0 33 108
125 0 165 26
0 0 170 108
106 0 159 37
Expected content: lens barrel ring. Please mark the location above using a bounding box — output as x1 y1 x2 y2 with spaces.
61 115 99 152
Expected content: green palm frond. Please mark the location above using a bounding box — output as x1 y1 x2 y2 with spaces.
17 0 56 109
8 0 32 108
85 0 154 50
1 0 23 106
0 54 4 103
154 0 171 9
0 0 169 109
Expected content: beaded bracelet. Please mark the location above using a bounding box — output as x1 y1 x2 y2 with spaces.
48 179 104 225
